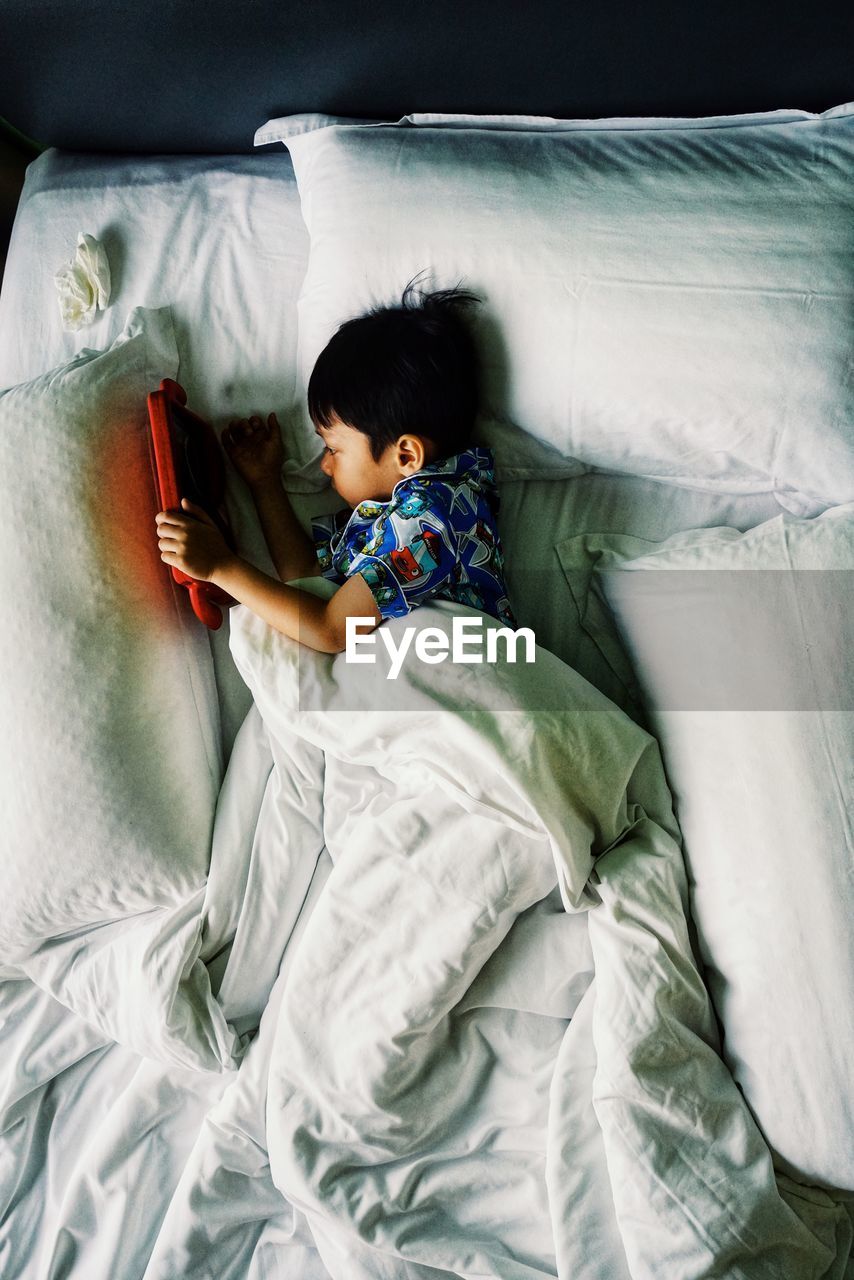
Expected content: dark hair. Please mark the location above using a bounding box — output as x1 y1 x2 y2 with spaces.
307 278 481 462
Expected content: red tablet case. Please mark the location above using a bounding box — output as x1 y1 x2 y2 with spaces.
147 379 236 629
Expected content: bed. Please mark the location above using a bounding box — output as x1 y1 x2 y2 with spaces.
1 7 853 1279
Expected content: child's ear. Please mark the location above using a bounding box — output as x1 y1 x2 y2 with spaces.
396 435 427 472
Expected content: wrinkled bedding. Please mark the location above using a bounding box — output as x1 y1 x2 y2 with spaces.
2 148 852 1280
5 599 848 1279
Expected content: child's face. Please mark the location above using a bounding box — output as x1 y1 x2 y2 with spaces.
316 418 433 508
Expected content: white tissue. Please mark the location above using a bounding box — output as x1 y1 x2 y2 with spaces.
54 233 111 331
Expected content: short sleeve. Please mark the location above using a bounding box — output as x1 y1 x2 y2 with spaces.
353 505 460 620
310 509 351 584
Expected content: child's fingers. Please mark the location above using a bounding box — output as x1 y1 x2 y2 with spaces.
181 497 216 525
155 513 197 547
226 418 253 441
222 414 279 448
156 527 181 542
238 417 261 440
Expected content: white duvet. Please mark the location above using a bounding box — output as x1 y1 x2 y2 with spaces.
2 598 850 1278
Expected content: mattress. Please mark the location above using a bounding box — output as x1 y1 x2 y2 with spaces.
1 149 850 1280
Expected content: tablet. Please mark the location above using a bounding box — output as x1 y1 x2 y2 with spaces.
148 378 235 629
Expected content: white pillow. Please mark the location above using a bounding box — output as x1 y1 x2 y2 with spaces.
555 506 854 1190
255 106 825 145
0 308 221 959
283 105 854 506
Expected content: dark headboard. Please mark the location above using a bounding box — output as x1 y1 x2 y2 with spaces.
2 0 852 154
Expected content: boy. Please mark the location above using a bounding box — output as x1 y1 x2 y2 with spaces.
155 283 515 652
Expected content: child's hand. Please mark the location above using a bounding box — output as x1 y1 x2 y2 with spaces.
156 500 234 582
221 413 285 489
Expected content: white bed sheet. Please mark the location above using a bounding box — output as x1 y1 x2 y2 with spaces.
1 150 844 1280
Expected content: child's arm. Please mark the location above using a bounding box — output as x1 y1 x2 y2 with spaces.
251 472 323 582
222 413 321 582
156 501 380 653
